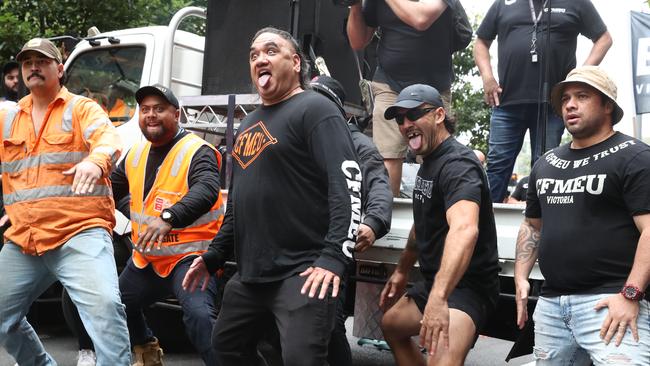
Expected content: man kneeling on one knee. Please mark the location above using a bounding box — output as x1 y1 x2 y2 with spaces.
380 84 500 366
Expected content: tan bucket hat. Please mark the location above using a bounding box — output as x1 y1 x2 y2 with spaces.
550 66 623 124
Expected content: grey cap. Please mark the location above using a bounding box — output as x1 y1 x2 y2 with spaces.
16 38 63 64
136 84 179 109
384 84 444 120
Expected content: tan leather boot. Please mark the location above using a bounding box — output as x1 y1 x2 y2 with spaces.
131 337 164 366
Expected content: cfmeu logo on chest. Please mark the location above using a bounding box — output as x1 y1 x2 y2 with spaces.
341 160 362 258
232 121 278 169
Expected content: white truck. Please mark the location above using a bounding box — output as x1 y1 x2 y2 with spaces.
59 5 544 360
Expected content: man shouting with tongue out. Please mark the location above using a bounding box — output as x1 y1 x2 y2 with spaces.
380 84 500 366
182 27 361 365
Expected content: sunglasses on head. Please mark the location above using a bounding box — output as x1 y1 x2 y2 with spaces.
395 107 437 125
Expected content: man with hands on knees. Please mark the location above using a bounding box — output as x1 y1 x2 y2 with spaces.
379 84 500 366
514 66 650 365
183 27 361 365
110 84 224 366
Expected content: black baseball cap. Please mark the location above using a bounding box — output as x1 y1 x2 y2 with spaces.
135 84 179 109
384 84 444 120
310 75 346 116
3 60 18 75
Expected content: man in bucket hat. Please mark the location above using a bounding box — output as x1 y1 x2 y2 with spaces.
515 66 650 364
380 84 500 365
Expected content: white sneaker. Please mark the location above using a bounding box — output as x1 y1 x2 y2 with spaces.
77 349 96 366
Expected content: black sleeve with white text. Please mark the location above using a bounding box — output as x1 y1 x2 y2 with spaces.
307 114 361 277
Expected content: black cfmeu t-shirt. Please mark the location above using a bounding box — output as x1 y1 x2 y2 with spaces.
203 91 361 283
413 137 500 302
526 133 650 298
363 0 454 92
476 0 607 106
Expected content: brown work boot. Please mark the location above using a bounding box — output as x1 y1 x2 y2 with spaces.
131 337 164 366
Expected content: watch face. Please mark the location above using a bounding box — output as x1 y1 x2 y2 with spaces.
162 211 171 220
623 286 640 300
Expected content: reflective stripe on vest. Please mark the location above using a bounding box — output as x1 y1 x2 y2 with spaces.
3 97 80 140
62 96 81 132
130 208 224 229
171 141 193 177
129 143 147 170
83 116 112 140
1 151 88 174
134 240 211 257
3 184 112 205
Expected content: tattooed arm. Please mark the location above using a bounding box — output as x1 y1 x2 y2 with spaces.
514 217 542 329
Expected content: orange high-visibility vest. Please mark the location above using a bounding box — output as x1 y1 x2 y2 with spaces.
125 133 223 277
0 87 121 255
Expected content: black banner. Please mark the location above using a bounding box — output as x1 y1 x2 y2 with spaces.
631 11 650 115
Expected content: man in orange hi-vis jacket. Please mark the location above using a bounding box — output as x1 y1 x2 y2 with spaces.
0 38 130 365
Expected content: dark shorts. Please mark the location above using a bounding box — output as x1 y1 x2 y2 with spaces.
406 280 494 334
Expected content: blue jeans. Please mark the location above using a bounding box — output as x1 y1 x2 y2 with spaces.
533 294 650 365
486 104 564 202
0 227 131 366
119 257 219 366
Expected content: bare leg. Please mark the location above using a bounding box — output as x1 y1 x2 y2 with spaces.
426 309 476 366
381 295 426 366
384 158 403 197
382 296 478 366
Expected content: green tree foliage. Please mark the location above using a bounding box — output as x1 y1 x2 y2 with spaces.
0 0 206 62
452 40 491 154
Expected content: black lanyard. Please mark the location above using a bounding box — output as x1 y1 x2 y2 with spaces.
528 0 548 63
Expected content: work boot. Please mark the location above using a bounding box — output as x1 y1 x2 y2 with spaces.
131 337 164 366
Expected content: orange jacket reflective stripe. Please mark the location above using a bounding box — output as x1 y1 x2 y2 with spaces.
0 87 122 255
126 133 223 277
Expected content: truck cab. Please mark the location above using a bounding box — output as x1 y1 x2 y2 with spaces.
64 12 206 160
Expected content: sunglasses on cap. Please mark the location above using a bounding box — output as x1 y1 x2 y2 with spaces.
395 107 437 125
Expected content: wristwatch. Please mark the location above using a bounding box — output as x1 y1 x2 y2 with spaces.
160 209 174 225
620 284 645 301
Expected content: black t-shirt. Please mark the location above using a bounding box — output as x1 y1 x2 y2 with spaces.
476 0 607 106
413 137 500 302
511 176 530 201
203 91 360 283
364 0 454 92
526 133 650 297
